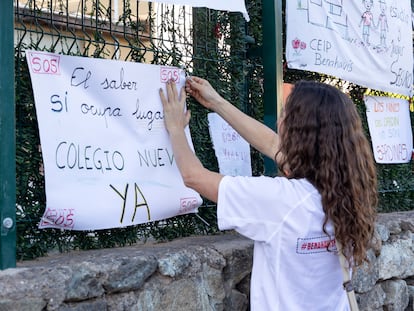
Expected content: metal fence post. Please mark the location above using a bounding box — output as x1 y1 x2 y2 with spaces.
262 0 283 176
0 0 17 269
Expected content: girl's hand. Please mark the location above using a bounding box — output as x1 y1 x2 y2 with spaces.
159 80 191 134
185 76 224 111
159 81 190 134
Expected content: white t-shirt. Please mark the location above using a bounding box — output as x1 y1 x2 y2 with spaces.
217 175 350 311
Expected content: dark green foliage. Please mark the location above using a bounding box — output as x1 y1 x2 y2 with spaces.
14 1 259 260
13 0 413 260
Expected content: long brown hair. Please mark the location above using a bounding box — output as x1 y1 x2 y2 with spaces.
277 80 378 266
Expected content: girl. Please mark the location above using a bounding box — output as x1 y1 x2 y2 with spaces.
159 77 377 310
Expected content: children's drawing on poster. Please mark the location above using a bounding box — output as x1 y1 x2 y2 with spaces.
26 50 202 231
360 0 374 46
364 96 413 163
286 0 413 96
207 113 252 177
376 1 389 48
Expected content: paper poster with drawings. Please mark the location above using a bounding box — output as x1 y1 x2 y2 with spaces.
364 95 413 163
140 0 249 21
26 50 202 231
207 113 252 176
286 0 413 96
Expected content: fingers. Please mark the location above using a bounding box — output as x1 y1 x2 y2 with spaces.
180 85 187 104
185 78 194 94
160 80 188 114
186 76 202 89
189 76 204 84
166 80 178 102
159 87 167 106
185 77 202 97
160 80 183 103
185 83 193 96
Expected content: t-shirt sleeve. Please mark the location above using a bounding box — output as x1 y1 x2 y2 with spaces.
217 175 295 242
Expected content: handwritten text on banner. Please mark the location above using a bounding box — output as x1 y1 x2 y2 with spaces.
365 96 413 164
286 1 413 96
26 50 202 230
207 113 252 177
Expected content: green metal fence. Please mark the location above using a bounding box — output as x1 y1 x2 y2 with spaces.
0 0 17 269
11 0 269 262
1 0 412 265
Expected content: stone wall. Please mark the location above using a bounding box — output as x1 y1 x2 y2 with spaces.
0 211 413 311
353 211 414 311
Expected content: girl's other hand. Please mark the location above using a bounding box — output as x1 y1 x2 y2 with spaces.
159 80 190 134
185 76 224 111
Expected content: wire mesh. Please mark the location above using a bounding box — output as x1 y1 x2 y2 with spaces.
12 0 413 260
14 0 264 260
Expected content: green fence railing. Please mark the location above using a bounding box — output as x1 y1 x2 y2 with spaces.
0 0 17 269
12 0 266 261
3 0 413 265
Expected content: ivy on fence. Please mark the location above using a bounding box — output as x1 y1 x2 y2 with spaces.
13 0 413 260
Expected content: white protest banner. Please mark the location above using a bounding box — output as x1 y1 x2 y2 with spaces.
364 95 413 163
141 0 249 21
207 113 252 176
26 50 202 230
286 1 413 96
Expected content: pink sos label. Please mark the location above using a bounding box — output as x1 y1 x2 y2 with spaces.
28 51 61 75
40 208 75 229
160 66 180 83
179 197 198 214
